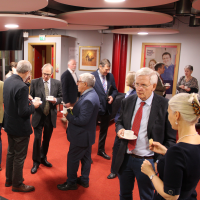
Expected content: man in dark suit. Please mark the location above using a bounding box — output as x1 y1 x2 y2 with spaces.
30 63 62 174
113 67 176 200
92 59 118 160
61 59 78 107
57 73 100 191
3 60 40 192
154 63 170 97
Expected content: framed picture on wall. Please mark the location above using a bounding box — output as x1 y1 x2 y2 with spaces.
141 43 181 96
79 46 100 71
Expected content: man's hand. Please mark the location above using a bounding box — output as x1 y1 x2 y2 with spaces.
32 101 41 109
165 86 170 90
65 103 71 108
51 97 57 104
28 95 33 101
117 129 125 139
108 96 113 104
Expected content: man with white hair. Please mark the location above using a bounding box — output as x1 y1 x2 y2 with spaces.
113 67 176 200
57 73 100 191
3 60 40 192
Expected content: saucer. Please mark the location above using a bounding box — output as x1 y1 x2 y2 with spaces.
122 130 137 140
46 98 54 102
32 100 42 104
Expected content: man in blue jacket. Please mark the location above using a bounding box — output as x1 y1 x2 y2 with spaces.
92 59 118 160
57 73 100 191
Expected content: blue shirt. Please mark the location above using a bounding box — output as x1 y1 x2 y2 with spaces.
161 64 174 80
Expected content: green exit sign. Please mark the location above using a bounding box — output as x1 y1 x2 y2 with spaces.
39 35 45 41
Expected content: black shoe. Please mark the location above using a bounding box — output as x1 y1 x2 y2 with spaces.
41 159 52 167
107 173 117 179
91 159 93 164
57 182 78 191
97 151 111 160
77 177 89 188
31 164 39 174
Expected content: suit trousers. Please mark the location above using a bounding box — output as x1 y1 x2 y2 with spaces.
6 134 30 187
118 154 155 200
98 113 110 152
67 143 92 184
32 113 53 164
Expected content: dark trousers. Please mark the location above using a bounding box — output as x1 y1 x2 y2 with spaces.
118 154 155 200
6 134 29 187
98 113 110 152
67 143 92 184
32 113 53 165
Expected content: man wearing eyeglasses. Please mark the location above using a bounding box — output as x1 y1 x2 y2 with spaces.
30 63 62 174
113 67 176 200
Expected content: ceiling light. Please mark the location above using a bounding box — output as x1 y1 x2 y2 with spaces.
5 24 19 28
137 32 148 35
105 0 125 2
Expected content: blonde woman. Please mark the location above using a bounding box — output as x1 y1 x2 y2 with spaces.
148 59 157 70
141 93 200 200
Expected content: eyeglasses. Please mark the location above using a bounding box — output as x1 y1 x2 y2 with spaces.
43 73 52 77
135 83 152 89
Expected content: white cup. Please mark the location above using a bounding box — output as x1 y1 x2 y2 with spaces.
47 96 54 100
35 97 41 102
185 86 188 89
124 130 134 139
63 107 68 114
165 83 170 86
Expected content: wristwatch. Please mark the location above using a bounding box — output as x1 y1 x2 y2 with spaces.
150 174 156 180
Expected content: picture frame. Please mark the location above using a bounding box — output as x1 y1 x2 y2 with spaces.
141 43 181 96
79 46 100 71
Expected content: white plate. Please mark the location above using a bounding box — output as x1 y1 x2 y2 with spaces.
46 98 54 102
32 100 42 104
164 84 171 86
121 135 137 140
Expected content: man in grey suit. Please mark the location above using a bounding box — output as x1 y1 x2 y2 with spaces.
113 67 176 200
154 63 170 97
3 60 40 192
30 63 62 174
57 73 100 191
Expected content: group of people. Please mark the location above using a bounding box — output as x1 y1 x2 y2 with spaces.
0 58 200 200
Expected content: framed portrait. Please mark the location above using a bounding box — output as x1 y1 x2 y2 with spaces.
79 46 100 71
141 43 181 96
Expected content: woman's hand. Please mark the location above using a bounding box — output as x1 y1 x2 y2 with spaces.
149 141 167 155
141 159 155 177
179 85 185 89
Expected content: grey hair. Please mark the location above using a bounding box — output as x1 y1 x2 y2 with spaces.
136 67 158 84
184 65 193 72
169 93 200 124
68 59 76 65
99 59 111 68
42 63 53 74
79 73 96 87
126 71 136 88
16 60 32 74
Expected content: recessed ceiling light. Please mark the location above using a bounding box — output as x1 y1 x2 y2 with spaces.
137 32 148 35
105 0 125 2
5 24 19 28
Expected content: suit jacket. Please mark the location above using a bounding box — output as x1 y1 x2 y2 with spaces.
66 89 100 147
30 77 62 128
3 74 35 136
92 70 118 115
61 70 78 104
0 81 4 123
154 75 166 96
113 93 176 173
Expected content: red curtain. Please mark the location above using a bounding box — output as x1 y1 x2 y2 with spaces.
112 34 128 93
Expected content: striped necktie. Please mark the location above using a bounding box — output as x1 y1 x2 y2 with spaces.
102 75 107 93
128 102 145 151
43 81 50 116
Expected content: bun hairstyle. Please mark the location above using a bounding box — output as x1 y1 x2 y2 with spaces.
169 93 200 124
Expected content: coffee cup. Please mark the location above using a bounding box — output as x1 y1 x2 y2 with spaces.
47 96 54 100
165 83 170 86
35 97 41 102
185 86 188 89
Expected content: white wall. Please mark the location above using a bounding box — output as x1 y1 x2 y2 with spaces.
130 17 200 94
25 29 113 79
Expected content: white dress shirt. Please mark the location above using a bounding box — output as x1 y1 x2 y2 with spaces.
127 92 154 157
68 68 77 84
98 69 107 91
43 78 51 92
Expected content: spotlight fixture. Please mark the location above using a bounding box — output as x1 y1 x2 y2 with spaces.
5 24 19 28
105 0 125 2
137 32 148 35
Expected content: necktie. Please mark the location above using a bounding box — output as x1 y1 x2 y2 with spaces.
160 76 164 85
128 102 145 151
44 82 50 116
102 75 107 93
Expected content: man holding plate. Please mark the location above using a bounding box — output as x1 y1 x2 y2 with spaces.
113 67 176 200
30 63 62 174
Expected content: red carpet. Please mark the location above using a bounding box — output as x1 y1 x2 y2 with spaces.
0 112 199 200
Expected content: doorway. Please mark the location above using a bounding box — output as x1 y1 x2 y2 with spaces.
28 43 56 79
